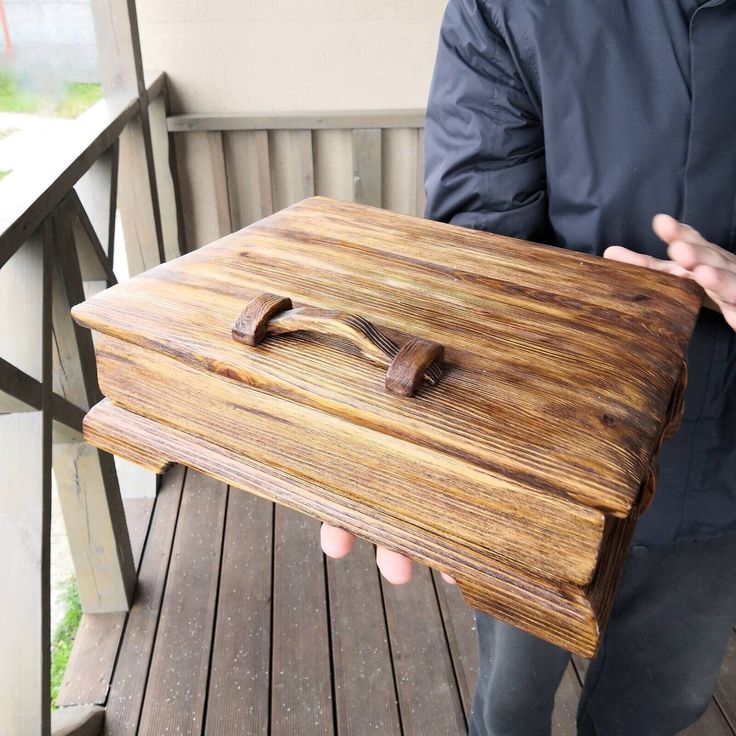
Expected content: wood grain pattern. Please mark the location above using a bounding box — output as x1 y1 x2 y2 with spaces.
233 294 443 394
85 398 604 656
72 197 702 656
93 338 605 589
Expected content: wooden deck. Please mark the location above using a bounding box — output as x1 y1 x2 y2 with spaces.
58 465 736 735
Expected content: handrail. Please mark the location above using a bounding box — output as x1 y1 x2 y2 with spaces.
0 69 173 734
167 107 426 132
0 71 167 272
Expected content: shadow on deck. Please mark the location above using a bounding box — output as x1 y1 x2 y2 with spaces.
58 466 736 735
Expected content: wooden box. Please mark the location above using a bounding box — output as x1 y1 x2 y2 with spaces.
72 197 702 657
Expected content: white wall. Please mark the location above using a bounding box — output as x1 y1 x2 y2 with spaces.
137 0 447 113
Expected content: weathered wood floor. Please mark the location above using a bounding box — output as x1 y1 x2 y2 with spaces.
59 466 736 735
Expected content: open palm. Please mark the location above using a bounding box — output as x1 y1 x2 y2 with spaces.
605 214 736 330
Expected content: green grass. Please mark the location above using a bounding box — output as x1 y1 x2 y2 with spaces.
0 70 102 118
55 83 104 118
50 578 82 709
0 170 10 181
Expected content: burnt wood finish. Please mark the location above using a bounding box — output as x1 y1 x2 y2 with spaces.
232 293 444 395
71 197 703 656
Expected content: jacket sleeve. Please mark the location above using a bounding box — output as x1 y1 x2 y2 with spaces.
423 0 550 242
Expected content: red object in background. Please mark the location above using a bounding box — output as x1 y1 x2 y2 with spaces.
0 0 12 54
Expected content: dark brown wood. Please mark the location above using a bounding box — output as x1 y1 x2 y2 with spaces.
233 294 443 395
382 564 467 735
271 508 334 736
73 197 703 656
102 466 185 734
67 190 117 286
205 491 273 736
327 539 402 734
386 336 444 397
58 614 126 708
232 293 293 346
0 92 140 271
55 462 736 736
51 704 104 736
56 497 152 707
136 471 227 735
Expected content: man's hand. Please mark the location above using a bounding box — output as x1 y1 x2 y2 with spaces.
320 523 456 585
604 214 736 330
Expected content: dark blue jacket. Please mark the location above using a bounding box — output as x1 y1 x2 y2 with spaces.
424 0 735 545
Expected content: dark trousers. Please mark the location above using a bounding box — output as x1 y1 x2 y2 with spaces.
469 533 736 736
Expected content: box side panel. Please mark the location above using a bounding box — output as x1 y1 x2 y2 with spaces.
95 335 606 588
84 397 602 658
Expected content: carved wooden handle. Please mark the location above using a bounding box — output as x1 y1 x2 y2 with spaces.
232 293 444 397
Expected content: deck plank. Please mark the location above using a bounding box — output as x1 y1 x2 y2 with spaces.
136 471 228 735
101 466 186 733
432 571 478 716
327 538 402 735
60 463 736 735
57 496 155 707
271 508 334 736
382 564 466 736
552 665 581 736
205 491 274 736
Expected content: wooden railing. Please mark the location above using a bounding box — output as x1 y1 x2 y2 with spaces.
0 47 428 734
0 70 181 736
166 110 427 251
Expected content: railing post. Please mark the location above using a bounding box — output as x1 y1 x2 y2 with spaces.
90 0 179 275
0 232 52 736
51 202 136 613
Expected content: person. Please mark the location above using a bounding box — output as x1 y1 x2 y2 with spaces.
322 1 736 733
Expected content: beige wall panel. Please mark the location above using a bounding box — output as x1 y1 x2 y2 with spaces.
118 120 161 275
382 127 420 217
137 0 446 113
313 129 353 202
269 130 315 211
149 95 182 261
223 130 274 230
174 131 228 249
416 127 427 217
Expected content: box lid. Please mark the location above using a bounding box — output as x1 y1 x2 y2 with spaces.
72 197 702 520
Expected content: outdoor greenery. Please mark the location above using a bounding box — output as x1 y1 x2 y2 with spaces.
0 170 9 181
0 70 102 118
50 578 82 709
